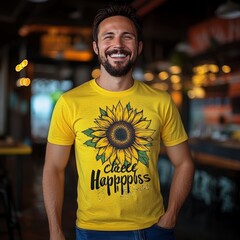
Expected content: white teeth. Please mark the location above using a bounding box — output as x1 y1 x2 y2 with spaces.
110 53 126 58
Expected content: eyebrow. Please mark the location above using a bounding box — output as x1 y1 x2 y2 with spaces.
102 32 114 36
102 31 136 37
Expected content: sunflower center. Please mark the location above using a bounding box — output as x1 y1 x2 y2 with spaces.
107 121 135 149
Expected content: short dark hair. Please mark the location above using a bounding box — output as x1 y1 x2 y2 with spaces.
92 3 143 43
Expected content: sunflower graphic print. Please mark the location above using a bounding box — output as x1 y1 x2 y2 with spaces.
83 101 155 166
82 101 155 196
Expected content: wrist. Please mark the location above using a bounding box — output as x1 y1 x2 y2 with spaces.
49 228 65 240
158 211 177 228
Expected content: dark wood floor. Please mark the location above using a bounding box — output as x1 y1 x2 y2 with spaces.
1 144 240 240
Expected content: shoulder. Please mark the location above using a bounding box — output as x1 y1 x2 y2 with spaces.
136 81 171 100
53 80 93 109
61 79 93 99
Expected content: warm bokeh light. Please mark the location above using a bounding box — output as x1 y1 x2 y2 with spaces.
208 64 219 73
151 82 169 91
63 50 93 62
144 72 154 81
158 71 169 80
169 65 181 74
15 59 29 72
16 78 31 87
192 74 206 86
187 87 206 99
15 65 22 72
222 65 231 73
22 59 28 67
91 68 100 79
170 75 181 83
171 91 182 106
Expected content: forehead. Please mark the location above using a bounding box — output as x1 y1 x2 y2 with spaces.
98 15 137 35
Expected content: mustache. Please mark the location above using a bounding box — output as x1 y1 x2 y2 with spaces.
106 49 131 56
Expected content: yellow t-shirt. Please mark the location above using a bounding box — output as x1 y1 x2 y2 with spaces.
48 79 188 231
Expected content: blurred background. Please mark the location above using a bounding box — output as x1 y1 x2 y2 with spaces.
0 0 240 239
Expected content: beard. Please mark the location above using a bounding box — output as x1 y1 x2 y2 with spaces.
101 58 134 77
98 49 136 77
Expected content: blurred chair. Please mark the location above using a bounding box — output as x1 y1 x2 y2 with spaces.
0 170 22 240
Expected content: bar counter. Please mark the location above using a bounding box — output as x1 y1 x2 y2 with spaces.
189 138 240 171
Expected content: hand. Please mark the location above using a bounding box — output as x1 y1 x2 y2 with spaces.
50 230 66 240
157 212 176 229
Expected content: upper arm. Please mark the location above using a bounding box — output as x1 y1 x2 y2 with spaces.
165 141 193 168
44 141 72 172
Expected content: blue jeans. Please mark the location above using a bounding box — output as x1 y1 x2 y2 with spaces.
76 224 176 240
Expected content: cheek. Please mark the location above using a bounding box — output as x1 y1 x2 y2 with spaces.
126 42 138 53
97 43 108 54
94 41 106 54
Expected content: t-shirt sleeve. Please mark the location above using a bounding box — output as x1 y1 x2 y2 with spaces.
47 95 75 145
161 94 188 146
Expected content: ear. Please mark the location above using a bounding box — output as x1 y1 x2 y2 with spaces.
93 41 99 55
138 41 143 55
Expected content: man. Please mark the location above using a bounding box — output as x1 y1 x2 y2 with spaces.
42 3 195 240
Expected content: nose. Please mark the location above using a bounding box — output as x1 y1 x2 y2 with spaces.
113 36 123 48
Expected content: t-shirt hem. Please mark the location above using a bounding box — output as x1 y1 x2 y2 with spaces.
163 136 188 147
47 138 74 146
76 221 157 231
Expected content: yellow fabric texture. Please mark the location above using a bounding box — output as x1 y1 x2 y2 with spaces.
48 79 188 231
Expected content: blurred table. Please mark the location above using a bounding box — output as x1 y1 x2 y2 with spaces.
0 142 32 155
0 141 32 211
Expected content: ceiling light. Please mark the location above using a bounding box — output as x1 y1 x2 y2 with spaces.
215 0 240 19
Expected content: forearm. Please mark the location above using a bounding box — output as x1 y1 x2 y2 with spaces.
169 161 194 212
42 142 71 239
161 160 195 227
42 166 65 239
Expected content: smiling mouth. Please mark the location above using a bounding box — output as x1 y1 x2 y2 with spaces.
106 50 130 59
110 53 127 58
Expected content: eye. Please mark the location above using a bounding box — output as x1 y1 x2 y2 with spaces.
123 34 135 40
103 35 113 40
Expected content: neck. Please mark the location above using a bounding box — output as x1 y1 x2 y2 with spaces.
96 68 134 91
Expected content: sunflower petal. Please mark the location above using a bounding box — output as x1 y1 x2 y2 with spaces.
94 118 111 128
134 137 151 145
101 115 114 124
128 109 136 123
134 119 151 129
115 101 124 121
125 154 132 164
92 130 106 137
96 137 109 148
129 146 139 160
133 142 149 151
92 137 100 143
98 146 107 155
105 144 115 160
117 149 125 165
106 106 116 121
135 128 155 138
132 110 144 124
123 104 131 120
109 148 117 164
